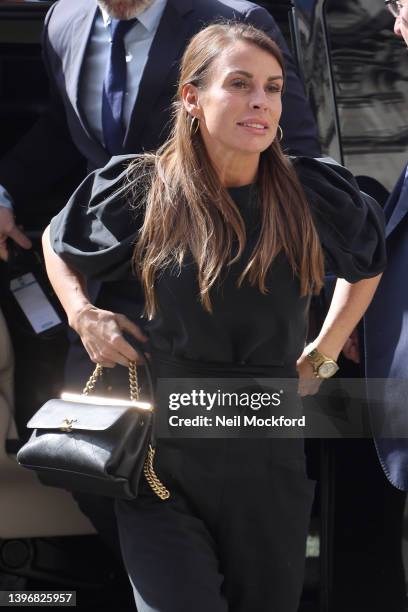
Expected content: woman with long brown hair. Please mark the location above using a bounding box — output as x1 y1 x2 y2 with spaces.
43 22 385 612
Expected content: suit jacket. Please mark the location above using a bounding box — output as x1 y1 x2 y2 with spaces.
364 166 408 490
0 0 320 219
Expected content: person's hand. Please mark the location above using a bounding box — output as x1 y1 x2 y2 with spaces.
0 207 32 262
296 350 322 397
70 304 148 368
342 328 360 364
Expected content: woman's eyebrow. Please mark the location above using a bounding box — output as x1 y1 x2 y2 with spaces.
226 70 284 81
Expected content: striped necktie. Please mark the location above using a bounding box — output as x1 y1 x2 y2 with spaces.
102 18 136 155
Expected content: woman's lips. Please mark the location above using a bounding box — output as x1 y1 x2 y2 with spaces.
237 122 269 134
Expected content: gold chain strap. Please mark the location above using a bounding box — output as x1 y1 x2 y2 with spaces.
143 445 170 500
128 362 140 401
81 361 170 501
82 364 104 395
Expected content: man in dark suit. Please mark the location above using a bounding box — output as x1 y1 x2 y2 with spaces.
364 163 408 487
360 174 408 612
361 3 408 610
364 0 408 494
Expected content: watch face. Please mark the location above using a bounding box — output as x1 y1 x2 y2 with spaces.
318 361 339 379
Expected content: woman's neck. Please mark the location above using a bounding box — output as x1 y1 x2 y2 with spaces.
207 148 260 188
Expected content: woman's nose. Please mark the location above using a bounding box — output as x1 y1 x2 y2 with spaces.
249 89 269 110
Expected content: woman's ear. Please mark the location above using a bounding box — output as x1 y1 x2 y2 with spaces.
181 83 200 117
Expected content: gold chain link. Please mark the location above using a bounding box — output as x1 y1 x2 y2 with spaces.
128 361 140 401
82 364 104 396
81 361 170 501
143 444 171 500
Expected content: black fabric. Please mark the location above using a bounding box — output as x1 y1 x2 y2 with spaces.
293 157 387 283
49 155 386 369
115 437 315 612
330 438 407 612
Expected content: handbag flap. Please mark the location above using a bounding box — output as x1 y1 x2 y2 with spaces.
26 398 152 432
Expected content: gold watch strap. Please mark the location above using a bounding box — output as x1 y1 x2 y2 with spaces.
307 347 337 363
306 347 338 378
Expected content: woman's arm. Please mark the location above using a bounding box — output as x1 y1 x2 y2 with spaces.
297 274 382 395
42 225 147 367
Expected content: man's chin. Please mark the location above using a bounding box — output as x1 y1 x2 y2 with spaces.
98 0 154 20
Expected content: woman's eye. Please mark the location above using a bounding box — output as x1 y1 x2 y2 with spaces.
229 80 282 93
266 84 282 94
231 80 248 89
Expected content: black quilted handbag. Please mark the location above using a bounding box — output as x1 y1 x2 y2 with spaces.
16 348 170 501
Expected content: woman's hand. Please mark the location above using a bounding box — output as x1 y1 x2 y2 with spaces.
70 304 148 368
296 349 322 397
297 276 382 394
342 328 360 364
42 225 148 368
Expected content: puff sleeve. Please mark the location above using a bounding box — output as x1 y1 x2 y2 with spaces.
49 155 140 281
293 157 387 282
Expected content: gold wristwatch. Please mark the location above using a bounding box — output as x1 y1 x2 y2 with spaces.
306 347 339 379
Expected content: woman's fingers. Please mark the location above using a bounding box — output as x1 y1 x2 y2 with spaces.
297 377 321 397
74 306 147 367
85 329 143 367
116 314 148 343
100 332 144 366
87 344 128 368
0 240 8 262
114 314 148 363
93 359 117 369
342 330 360 364
108 336 143 365
296 354 322 396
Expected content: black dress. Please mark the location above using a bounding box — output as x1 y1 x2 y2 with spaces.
49 155 386 612
50 155 385 366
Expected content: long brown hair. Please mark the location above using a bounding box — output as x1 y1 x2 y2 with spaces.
129 22 324 318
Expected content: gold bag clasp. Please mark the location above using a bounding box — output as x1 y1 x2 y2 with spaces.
60 418 77 432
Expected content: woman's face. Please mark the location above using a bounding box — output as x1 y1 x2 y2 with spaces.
394 1 408 46
184 41 283 169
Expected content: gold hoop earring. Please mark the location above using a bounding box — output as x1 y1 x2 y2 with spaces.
190 116 200 136
276 125 283 142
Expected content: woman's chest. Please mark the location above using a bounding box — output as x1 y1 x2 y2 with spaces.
154 250 309 329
